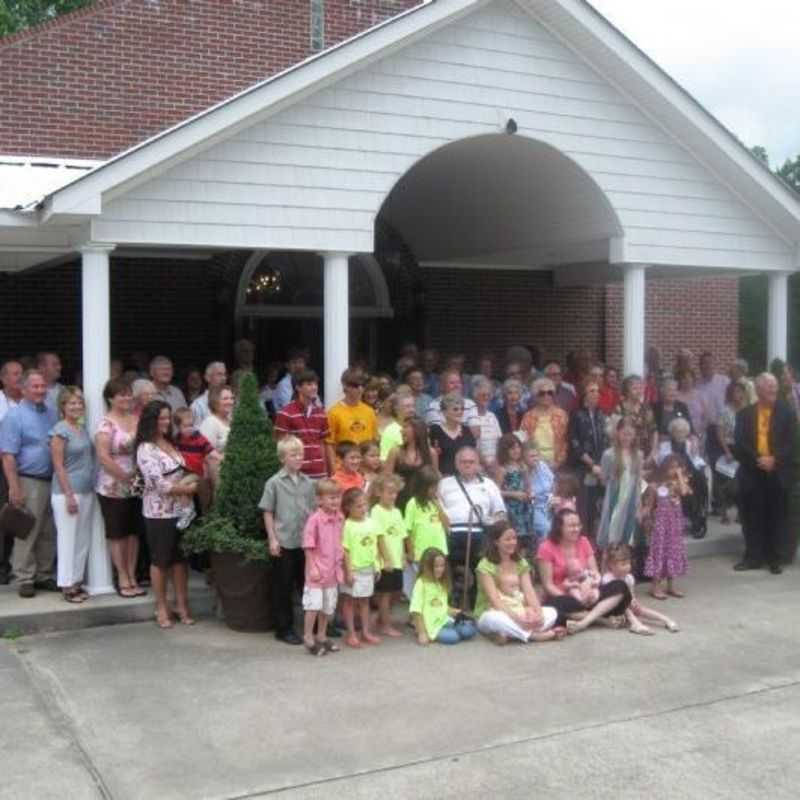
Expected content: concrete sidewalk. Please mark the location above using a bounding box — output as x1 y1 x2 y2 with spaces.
2 555 800 800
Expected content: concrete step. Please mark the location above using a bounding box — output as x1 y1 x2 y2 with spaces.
0 576 215 637
0 521 743 638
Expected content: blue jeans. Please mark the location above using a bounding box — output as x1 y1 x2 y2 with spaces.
436 620 478 645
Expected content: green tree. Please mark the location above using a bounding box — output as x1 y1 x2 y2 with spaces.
0 0 93 37
183 372 279 560
777 154 800 193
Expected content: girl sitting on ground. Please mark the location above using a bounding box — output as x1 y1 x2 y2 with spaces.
603 543 679 634
410 548 477 645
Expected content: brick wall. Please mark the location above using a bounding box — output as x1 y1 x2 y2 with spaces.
604 277 739 374
0 0 422 159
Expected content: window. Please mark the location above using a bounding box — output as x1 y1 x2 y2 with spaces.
310 0 325 52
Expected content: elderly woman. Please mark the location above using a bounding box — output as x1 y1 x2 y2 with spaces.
379 390 416 462
131 379 156 418
199 385 235 454
50 387 95 603
471 377 502 471
95 378 143 598
438 447 506 599
473 520 561 644
428 393 477 477
135 401 198 629
568 380 608 536
494 378 525 435
538 509 631 633
520 377 569 468
614 374 656 458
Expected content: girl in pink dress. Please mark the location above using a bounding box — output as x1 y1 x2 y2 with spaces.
643 455 690 600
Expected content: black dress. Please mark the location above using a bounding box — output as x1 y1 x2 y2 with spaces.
429 424 476 477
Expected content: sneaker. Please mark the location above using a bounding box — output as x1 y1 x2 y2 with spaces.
18 582 35 598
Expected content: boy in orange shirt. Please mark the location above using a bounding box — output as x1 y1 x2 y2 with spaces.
332 441 366 493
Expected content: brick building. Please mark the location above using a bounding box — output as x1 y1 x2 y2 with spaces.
1 0 798 407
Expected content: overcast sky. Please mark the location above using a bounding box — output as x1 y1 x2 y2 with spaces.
589 0 800 167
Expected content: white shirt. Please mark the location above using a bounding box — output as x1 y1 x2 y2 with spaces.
438 474 506 527
199 414 231 453
0 391 19 424
425 396 479 430
474 408 502 467
191 391 210 427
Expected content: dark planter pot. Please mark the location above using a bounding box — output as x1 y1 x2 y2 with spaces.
211 551 274 632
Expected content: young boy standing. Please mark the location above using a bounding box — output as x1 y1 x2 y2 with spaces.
302 479 344 655
259 436 316 645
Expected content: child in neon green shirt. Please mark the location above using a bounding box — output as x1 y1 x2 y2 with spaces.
340 488 381 649
410 548 476 645
369 473 407 638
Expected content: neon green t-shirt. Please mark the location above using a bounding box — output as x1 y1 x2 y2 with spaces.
379 420 403 460
370 504 407 570
473 557 531 619
404 497 448 562
342 517 379 571
409 577 450 639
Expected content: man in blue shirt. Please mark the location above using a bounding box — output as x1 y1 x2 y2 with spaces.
0 370 58 597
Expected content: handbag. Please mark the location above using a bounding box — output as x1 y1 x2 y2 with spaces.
0 503 35 540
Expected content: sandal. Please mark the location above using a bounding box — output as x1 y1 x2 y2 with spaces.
665 620 680 633
305 641 325 656
177 614 196 626
63 589 88 604
155 614 174 629
649 591 668 601
132 585 148 597
322 639 340 653
118 584 138 598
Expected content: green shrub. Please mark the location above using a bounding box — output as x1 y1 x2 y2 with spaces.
183 371 279 560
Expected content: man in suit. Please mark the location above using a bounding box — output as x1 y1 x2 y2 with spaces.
734 372 796 573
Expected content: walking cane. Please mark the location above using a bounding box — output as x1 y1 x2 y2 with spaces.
460 507 477 613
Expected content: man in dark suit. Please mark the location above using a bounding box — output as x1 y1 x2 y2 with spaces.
734 372 796 573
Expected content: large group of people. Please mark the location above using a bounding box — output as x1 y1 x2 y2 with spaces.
0 341 795 650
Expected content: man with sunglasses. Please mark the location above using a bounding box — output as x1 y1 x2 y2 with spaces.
542 361 577 415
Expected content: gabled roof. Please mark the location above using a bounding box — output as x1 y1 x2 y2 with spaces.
32 0 800 244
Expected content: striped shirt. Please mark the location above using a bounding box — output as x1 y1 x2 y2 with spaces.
275 400 330 478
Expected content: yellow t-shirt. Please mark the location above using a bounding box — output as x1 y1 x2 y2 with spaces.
756 405 772 457
342 517 379 571
404 497 448 562
409 577 450 639
534 416 555 465
326 401 377 445
370 504 407 570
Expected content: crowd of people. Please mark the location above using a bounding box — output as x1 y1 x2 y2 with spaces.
0 342 795 650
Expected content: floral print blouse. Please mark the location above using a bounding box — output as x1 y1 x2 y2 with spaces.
136 442 191 519
95 416 135 499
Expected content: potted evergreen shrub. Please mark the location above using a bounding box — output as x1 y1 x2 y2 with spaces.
183 372 278 631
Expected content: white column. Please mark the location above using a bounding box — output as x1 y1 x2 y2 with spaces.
767 271 789 363
80 243 115 595
623 264 646 376
323 252 351 405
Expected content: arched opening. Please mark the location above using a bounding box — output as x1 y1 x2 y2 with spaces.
373 133 624 366
235 250 393 371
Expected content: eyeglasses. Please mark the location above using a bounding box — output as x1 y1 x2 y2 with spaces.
345 382 364 388
538 389 555 397
449 406 464 411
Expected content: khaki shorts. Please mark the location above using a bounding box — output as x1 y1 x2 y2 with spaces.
339 568 375 598
302 586 338 616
